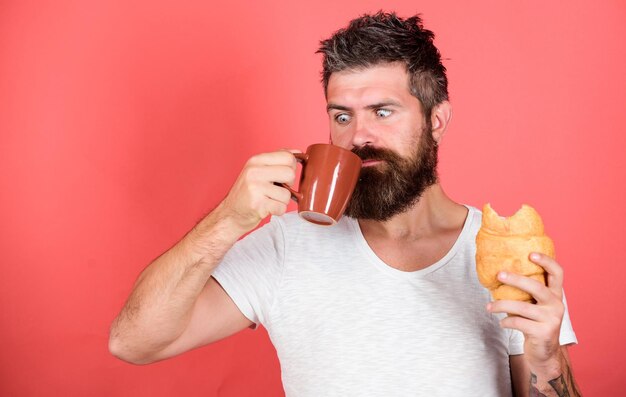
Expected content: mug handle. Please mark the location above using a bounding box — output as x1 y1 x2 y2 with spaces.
278 152 308 203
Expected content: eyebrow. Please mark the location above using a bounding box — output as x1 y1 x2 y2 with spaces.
326 100 402 113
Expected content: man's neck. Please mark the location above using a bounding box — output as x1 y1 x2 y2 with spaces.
357 184 468 242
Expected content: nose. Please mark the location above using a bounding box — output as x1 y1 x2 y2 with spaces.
350 117 376 149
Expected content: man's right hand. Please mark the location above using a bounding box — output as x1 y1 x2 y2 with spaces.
109 149 299 364
219 150 299 233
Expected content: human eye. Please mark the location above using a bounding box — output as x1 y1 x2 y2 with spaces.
375 108 392 118
335 113 352 124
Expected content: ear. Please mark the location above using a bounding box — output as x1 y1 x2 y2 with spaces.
430 101 452 144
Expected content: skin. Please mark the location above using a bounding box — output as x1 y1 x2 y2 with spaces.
108 152 291 363
492 255 582 396
109 62 581 396
327 62 580 396
326 63 465 272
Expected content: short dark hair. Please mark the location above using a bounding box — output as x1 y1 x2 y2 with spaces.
317 11 449 119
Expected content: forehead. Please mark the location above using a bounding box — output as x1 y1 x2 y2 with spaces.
326 62 414 105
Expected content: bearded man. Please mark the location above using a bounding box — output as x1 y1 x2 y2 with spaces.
109 12 581 397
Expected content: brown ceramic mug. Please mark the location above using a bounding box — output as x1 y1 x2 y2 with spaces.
279 143 362 226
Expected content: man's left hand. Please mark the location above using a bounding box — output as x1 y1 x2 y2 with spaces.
486 252 565 370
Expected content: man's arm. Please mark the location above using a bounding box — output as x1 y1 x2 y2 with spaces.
108 151 297 364
488 253 582 396
510 346 582 397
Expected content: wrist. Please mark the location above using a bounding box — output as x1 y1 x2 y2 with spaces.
184 203 248 263
528 352 565 381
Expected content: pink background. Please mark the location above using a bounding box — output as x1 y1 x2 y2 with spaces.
1 1 625 396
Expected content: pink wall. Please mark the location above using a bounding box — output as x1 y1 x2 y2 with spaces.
1 1 625 395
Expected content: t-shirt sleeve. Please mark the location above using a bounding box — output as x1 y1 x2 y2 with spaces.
508 289 578 355
211 216 286 328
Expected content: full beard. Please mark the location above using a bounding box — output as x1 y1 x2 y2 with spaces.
344 126 439 221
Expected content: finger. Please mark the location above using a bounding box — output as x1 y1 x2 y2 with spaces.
278 148 303 166
249 151 298 167
267 165 297 185
264 197 288 217
498 314 545 336
282 148 303 154
487 300 544 322
265 184 293 205
496 271 554 304
247 165 296 185
530 253 564 298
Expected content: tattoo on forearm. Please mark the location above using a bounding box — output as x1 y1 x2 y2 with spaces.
548 374 570 396
529 367 582 397
530 373 549 397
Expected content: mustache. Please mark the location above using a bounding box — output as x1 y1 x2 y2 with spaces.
351 145 403 163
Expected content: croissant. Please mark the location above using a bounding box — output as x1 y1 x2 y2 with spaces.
475 204 554 302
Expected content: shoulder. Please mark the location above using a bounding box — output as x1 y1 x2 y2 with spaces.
462 205 482 237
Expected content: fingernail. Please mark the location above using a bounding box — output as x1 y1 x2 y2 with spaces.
530 253 540 261
498 271 507 280
486 303 492 311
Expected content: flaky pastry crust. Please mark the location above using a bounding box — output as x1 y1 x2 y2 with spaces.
475 204 554 302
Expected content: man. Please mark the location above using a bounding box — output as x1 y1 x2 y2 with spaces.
109 12 582 396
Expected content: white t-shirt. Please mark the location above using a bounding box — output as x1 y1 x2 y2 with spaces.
212 206 577 397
